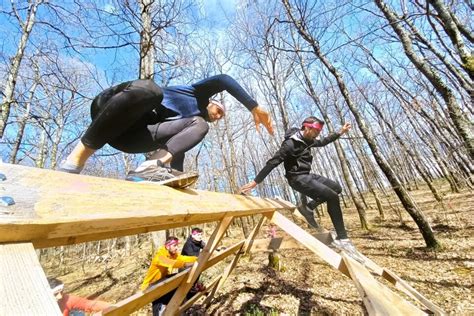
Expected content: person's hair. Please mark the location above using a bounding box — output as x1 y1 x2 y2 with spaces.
165 236 179 244
48 277 64 289
191 227 203 234
301 116 324 130
209 99 225 113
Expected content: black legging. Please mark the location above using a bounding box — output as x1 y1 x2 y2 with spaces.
81 80 209 171
150 274 194 316
288 174 348 239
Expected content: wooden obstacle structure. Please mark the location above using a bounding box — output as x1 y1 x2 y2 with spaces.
0 163 445 315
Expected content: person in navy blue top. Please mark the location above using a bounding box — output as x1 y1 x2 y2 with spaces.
58 75 274 180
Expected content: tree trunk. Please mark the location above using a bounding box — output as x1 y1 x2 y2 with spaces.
0 0 42 137
282 0 440 248
139 0 155 80
375 0 473 160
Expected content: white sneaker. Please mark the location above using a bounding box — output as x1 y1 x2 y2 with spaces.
331 238 365 264
57 160 83 174
126 162 177 182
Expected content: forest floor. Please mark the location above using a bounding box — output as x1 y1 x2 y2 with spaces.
42 184 474 315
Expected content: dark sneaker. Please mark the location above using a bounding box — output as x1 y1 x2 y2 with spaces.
126 164 177 182
331 238 365 264
57 160 83 174
307 197 324 210
296 204 320 229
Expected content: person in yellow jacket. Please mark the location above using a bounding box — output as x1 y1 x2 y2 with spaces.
141 236 197 316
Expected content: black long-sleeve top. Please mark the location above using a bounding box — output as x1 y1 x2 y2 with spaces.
254 129 341 183
181 236 206 257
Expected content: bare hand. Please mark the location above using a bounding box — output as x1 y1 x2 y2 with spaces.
339 123 351 135
184 262 195 268
239 181 257 195
251 106 274 136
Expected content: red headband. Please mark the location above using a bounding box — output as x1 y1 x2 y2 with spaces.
191 230 201 235
165 239 179 247
303 122 324 131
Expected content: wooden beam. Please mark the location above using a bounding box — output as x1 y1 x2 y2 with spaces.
178 276 221 313
381 269 446 315
248 231 333 253
100 270 188 316
0 163 294 247
249 237 304 252
0 243 61 315
342 253 426 315
270 211 443 315
164 216 234 315
267 211 349 276
203 215 266 307
101 239 244 316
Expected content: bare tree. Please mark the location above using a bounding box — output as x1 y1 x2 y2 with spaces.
280 0 440 248
1 0 43 137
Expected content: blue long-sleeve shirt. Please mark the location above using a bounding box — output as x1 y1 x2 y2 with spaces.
157 74 258 121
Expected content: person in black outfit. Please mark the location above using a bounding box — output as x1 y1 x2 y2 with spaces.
181 227 207 294
239 116 364 261
182 227 206 257
59 74 274 181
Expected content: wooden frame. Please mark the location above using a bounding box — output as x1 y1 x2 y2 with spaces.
0 163 444 315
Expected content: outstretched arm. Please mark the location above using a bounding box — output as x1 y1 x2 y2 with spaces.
239 141 291 194
193 74 274 135
312 123 351 147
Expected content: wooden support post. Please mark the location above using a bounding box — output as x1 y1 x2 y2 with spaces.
163 216 234 315
0 243 61 315
267 211 349 276
342 253 426 315
178 275 222 313
203 215 267 307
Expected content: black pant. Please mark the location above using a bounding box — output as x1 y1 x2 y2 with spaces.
288 174 348 239
81 80 209 171
150 274 195 316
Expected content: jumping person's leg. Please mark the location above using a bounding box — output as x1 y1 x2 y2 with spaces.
59 80 163 173
307 176 342 210
289 174 365 262
288 174 347 239
146 116 209 172
122 116 209 180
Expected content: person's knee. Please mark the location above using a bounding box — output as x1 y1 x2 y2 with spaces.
191 116 209 137
320 188 339 202
334 182 342 194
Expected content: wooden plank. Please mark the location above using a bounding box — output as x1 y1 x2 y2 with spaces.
0 163 293 247
270 212 442 315
203 215 266 307
242 215 267 254
381 269 446 315
178 276 221 312
248 231 332 253
267 211 349 276
0 243 61 315
342 253 426 316
164 216 234 315
101 270 188 316
249 237 305 252
101 240 244 315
